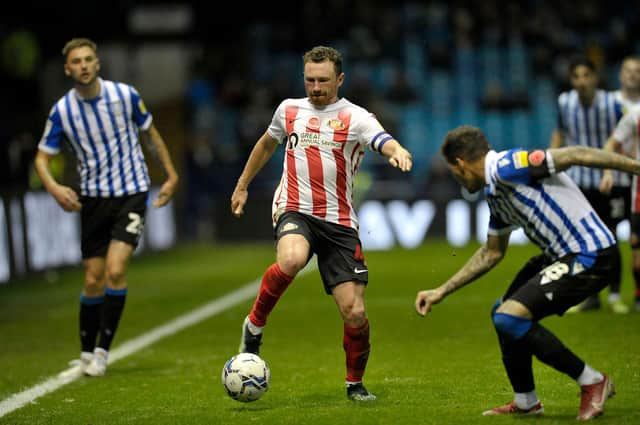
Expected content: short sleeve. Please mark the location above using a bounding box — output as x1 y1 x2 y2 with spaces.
130 86 153 130
38 105 65 154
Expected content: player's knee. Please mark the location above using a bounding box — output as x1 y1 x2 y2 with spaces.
347 306 366 325
340 300 366 326
83 279 104 296
277 255 306 276
343 309 366 327
84 271 104 294
105 265 127 286
492 312 532 340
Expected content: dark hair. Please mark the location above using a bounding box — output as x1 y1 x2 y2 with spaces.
441 125 490 164
303 46 343 76
62 38 97 60
569 55 596 75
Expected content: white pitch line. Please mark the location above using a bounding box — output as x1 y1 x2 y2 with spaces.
0 262 316 418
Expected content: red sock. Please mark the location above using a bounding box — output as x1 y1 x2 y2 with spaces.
249 263 293 327
343 319 370 382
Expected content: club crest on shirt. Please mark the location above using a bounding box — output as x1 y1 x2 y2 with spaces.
512 151 529 169
327 118 345 130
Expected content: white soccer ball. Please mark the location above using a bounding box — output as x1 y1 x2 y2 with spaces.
221 353 270 402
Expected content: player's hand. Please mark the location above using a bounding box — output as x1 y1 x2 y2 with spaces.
231 187 248 217
153 178 178 208
599 171 613 195
388 146 413 172
53 185 81 212
415 288 445 317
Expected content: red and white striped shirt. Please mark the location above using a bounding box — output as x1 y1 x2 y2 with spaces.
268 97 394 230
612 104 640 212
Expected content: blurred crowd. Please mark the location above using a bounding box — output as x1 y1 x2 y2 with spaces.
1 0 639 240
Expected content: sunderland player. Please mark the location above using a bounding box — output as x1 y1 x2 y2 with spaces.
34 38 179 377
602 105 640 311
414 125 640 420
601 55 640 312
549 56 625 312
230 46 412 401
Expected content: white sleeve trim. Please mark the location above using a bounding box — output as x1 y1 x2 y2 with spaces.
38 144 60 155
545 150 556 174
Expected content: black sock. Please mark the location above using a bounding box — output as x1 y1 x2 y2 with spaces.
80 295 104 353
97 288 127 351
633 268 640 299
609 244 622 294
522 322 585 379
498 333 535 393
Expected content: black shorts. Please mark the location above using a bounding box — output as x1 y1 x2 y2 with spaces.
502 245 620 320
274 211 368 295
582 186 630 230
630 213 640 249
80 192 148 259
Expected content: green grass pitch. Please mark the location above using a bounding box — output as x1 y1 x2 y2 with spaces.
1 241 638 424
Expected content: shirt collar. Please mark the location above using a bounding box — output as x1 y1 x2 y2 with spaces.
73 77 104 103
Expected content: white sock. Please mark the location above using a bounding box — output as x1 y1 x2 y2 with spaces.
514 391 539 410
608 293 621 303
247 320 263 335
577 364 603 386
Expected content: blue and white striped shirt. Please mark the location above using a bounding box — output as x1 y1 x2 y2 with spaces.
556 89 623 189
38 78 152 197
485 149 615 261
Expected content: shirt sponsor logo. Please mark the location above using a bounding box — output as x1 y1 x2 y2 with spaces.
297 132 342 149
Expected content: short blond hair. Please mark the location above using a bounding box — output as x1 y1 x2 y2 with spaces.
62 38 97 60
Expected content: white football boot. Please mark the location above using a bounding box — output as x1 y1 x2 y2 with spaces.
84 347 108 377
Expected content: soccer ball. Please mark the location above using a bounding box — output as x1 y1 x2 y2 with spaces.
221 353 270 402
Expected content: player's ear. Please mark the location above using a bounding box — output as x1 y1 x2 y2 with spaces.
96 59 100 72
64 65 71 76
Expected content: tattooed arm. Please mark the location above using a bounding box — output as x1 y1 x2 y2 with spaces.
550 146 640 175
415 233 510 316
